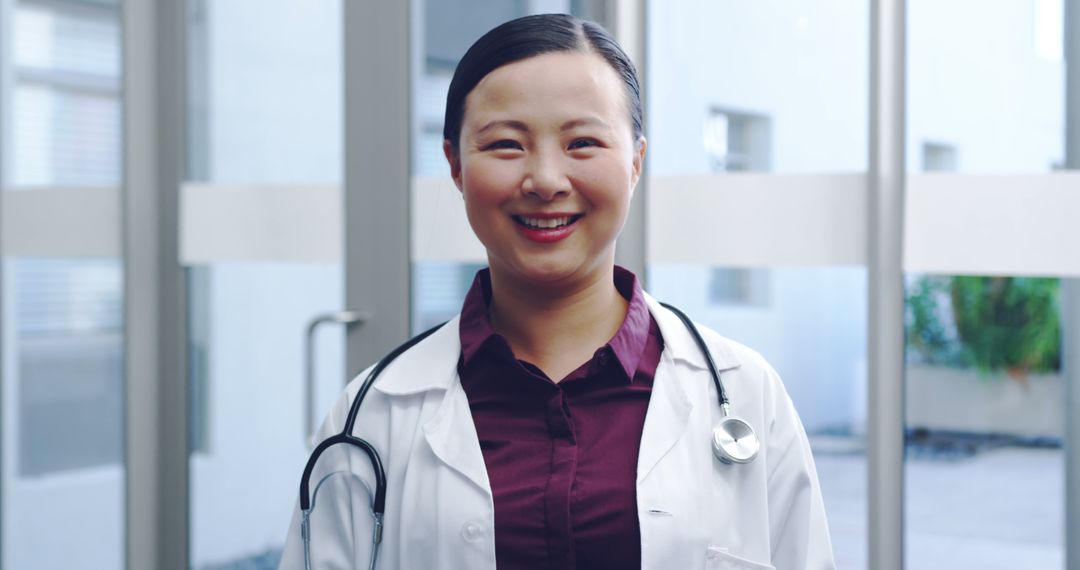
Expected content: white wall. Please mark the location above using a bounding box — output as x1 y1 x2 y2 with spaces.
205 0 342 185
907 0 1064 173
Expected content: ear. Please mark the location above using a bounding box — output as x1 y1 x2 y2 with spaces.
443 139 464 193
630 136 647 191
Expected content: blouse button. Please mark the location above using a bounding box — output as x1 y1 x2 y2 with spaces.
461 520 485 542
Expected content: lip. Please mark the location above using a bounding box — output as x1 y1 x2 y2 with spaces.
512 211 580 219
511 212 583 244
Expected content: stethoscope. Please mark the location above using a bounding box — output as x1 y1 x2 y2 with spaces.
298 302 759 570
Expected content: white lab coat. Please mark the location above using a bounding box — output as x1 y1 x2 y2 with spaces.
279 294 835 569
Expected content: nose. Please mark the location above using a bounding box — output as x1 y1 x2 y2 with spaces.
521 148 571 201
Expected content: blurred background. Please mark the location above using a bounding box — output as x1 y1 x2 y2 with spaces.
1 0 1077 568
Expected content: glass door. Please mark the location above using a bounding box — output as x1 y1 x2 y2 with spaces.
182 0 345 567
903 1 1069 567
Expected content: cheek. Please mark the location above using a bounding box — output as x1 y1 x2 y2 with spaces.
573 156 633 208
460 158 522 207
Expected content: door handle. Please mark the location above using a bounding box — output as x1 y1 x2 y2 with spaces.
304 310 366 447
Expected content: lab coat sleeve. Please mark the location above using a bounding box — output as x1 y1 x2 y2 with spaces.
278 376 379 570
760 359 837 569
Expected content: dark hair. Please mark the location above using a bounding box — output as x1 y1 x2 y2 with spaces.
443 13 643 149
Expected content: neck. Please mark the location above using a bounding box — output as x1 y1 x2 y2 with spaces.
488 263 629 380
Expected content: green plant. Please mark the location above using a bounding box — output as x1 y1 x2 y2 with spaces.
906 275 956 364
950 276 1060 376
905 275 1061 377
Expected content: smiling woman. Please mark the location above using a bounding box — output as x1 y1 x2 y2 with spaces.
281 14 835 570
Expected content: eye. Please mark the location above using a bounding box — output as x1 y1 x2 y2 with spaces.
568 138 600 150
483 139 522 151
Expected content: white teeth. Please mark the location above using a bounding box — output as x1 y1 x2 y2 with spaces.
518 216 573 229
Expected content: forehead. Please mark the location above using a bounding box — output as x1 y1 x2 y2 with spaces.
462 51 629 129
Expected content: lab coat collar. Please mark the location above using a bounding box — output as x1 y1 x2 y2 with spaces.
371 293 742 397
372 315 463 396
642 293 742 373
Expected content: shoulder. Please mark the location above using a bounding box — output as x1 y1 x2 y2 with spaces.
644 294 780 380
348 317 462 399
690 321 790 411
643 295 791 419
316 317 462 439
696 323 779 378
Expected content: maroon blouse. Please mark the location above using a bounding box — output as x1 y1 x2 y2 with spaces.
458 267 664 570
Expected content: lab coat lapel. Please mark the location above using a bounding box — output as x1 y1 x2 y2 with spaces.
421 376 492 495
637 351 693 483
371 316 490 493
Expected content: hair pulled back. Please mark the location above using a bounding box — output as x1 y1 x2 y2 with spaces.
443 13 643 149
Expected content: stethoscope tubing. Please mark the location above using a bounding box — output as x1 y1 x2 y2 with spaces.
658 302 730 409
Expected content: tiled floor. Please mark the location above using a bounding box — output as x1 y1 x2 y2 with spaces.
816 446 1064 569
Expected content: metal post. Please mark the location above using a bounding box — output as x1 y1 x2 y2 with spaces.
1063 2 1080 568
123 0 158 566
868 0 906 568
155 0 189 564
344 0 412 375
0 0 9 563
123 0 188 567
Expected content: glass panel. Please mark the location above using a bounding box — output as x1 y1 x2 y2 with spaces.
2 1 125 568
10 0 121 187
2 259 125 569
903 273 1064 568
907 0 1065 173
647 1 870 566
646 0 868 176
184 1 343 568
188 263 343 570
905 1 1068 566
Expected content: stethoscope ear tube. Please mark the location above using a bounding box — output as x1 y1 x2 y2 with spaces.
659 302 759 465
659 302 728 408
299 322 446 569
300 434 387 514
301 321 447 513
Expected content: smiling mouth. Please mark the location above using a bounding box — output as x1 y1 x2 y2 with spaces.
512 214 584 229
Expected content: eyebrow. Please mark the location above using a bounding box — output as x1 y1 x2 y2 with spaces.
474 117 611 135
476 120 529 135
559 117 610 131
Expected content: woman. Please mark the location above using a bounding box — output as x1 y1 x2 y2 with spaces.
281 14 834 570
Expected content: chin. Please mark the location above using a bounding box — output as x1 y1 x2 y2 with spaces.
501 252 611 286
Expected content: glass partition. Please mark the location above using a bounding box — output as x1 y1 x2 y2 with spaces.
183 0 343 567
1 0 125 568
904 1 1068 566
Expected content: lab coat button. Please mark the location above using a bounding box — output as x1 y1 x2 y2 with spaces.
461 521 484 541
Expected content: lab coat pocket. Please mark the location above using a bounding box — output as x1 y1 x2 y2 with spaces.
705 547 776 570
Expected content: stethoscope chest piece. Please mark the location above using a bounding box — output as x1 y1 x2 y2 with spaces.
712 415 759 464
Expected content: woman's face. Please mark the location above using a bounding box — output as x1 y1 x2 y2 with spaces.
445 50 645 287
